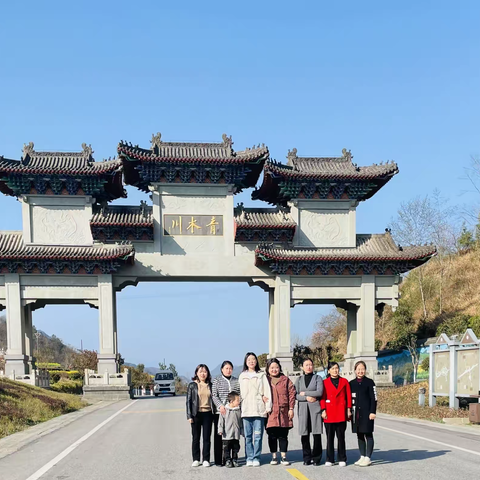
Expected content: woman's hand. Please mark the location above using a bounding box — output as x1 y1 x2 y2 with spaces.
369 413 376 420
262 396 269 404
347 408 352 420
219 405 226 416
321 410 327 420
188 418 194 424
306 396 316 403
288 409 294 420
300 391 305 396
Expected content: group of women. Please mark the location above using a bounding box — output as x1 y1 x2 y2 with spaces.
185 352 377 468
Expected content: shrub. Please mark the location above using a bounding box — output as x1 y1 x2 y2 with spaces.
420 357 430 372
469 316 480 336
436 314 470 338
50 379 83 395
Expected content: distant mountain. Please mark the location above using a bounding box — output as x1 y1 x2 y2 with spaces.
211 362 243 378
145 366 161 376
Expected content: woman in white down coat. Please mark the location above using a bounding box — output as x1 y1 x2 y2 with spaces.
239 352 272 467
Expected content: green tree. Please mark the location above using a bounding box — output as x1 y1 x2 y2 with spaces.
257 353 267 369
436 314 470 337
469 316 480 336
71 349 98 374
158 361 178 379
391 305 421 383
130 363 153 388
457 223 475 251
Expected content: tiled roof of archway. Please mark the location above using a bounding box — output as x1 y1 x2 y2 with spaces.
0 231 134 261
90 205 153 227
255 233 436 262
234 208 296 229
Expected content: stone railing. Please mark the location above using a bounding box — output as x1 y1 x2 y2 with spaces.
84 368 131 386
0 369 50 388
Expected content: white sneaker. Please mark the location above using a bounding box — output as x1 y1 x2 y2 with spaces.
355 456 365 465
325 462 333 466
280 457 290 466
202 461 210 467
360 457 372 467
246 460 254 467
339 461 347 467
252 460 261 467
270 455 278 465
191 460 200 467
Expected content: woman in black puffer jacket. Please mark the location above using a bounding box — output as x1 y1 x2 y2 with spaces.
186 364 215 468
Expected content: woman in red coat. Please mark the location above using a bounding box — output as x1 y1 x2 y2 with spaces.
320 361 352 467
266 358 296 466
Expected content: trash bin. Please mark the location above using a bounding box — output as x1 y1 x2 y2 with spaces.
469 403 480 424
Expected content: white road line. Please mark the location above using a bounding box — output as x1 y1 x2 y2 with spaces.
376 425 480 457
25 400 138 480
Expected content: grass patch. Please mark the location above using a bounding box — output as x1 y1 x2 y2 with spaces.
377 381 469 422
0 377 87 439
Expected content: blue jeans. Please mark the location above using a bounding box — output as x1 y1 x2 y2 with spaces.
243 417 264 462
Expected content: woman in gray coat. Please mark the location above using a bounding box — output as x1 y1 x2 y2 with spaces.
295 358 324 466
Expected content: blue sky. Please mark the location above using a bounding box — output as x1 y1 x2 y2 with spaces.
1 1 479 377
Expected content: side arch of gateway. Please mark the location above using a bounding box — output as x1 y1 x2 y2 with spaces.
0 135 436 390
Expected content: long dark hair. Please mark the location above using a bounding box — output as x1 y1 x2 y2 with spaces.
192 364 211 383
266 358 283 377
326 361 340 378
242 352 260 372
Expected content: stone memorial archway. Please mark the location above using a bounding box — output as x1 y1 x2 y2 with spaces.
0 135 436 386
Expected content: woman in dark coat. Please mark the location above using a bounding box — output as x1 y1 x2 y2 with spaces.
265 358 296 466
349 360 377 467
295 357 324 466
320 361 352 467
186 364 215 468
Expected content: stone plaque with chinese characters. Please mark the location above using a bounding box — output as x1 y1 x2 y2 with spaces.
163 215 223 236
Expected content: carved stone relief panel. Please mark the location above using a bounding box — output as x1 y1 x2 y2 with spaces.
298 210 349 247
31 206 93 245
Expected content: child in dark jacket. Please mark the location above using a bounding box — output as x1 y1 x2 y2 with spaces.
218 392 243 467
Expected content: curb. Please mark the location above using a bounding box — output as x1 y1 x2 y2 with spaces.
0 400 117 460
377 412 480 436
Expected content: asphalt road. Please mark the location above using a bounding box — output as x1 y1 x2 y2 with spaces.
1 395 480 480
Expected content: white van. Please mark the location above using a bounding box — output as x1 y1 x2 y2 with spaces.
153 370 176 396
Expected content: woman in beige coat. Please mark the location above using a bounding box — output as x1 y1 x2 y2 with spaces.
239 352 272 467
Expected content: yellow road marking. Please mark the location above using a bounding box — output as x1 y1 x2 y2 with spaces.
122 408 184 414
286 468 310 480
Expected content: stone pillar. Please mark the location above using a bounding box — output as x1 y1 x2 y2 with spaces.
97 274 119 375
4 274 28 376
151 188 162 254
268 276 293 373
24 304 35 373
449 342 459 409
343 303 358 372
355 276 378 373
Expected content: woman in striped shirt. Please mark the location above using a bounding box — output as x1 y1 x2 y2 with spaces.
212 361 240 466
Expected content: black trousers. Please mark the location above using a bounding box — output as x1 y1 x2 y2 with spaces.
191 411 213 462
325 422 347 463
213 414 224 465
357 432 374 458
266 427 290 453
223 439 240 460
301 434 322 463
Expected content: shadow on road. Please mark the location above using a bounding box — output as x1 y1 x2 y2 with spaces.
372 448 449 464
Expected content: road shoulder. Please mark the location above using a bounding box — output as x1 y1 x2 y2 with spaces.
377 412 480 436
0 400 117 460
